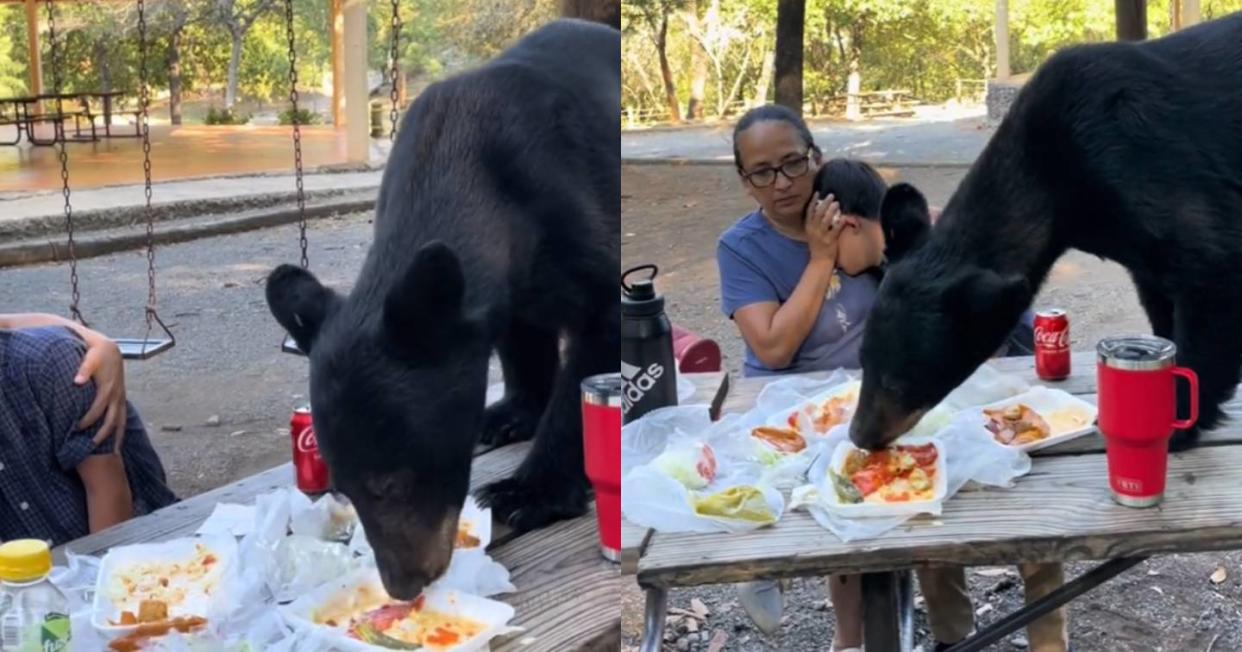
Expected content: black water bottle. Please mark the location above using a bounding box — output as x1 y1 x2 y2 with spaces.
621 264 678 424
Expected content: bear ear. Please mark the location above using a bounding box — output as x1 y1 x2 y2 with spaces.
947 266 1030 317
266 264 340 354
880 183 932 263
383 241 467 350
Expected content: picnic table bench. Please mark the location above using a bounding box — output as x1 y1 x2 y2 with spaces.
54 390 635 651
629 352 1242 652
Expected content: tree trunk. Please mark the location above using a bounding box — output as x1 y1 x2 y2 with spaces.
1115 0 1147 41
560 0 619 29
226 30 243 108
95 42 112 94
774 0 805 114
685 0 709 120
754 44 775 106
168 28 184 125
655 13 681 123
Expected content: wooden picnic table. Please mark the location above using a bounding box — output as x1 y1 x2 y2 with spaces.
54 390 639 651
632 352 1242 652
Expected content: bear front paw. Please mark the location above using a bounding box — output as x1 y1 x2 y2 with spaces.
475 475 588 532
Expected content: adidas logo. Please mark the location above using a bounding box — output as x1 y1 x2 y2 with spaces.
621 359 666 415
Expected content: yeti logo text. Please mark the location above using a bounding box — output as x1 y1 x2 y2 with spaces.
1116 477 1143 493
622 361 665 413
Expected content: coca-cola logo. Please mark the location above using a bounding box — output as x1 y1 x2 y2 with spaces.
1034 326 1070 350
296 426 319 453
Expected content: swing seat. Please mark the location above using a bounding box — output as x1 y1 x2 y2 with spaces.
282 332 306 356
115 337 174 360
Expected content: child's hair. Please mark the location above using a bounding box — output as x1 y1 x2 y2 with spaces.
731 104 822 172
812 159 887 219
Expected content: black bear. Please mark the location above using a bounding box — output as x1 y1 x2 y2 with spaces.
265 19 619 599
851 13 1242 452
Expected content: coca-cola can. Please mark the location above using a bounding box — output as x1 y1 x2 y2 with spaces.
1034 309 1071 381
291 406 331 495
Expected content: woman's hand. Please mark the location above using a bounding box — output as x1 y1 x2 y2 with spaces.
74 328 128 450
804 193 845 263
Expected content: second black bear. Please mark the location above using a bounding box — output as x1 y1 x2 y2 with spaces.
265 19 619 599
851 14 1242 452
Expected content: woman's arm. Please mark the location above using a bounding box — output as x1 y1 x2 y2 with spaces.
78 453 134 533
0 313 129 448
733 258 836 369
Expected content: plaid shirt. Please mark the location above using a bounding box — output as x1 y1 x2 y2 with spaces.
0 326 178 546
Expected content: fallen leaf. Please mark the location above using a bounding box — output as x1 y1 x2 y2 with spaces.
975 603 994 616
667 608 703 621
1147 569 1160 576
691 598 711 619
707 631 728 652
973 568 1012 577
686 617 699 633
1150 585 1164 595
1211 567 1228 584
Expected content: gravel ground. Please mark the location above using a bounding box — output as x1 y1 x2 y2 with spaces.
620 162 1242 652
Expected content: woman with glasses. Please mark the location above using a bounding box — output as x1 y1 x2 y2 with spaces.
716 104 873 652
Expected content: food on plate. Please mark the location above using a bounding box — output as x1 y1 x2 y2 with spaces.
1044 407 1093 435
651 442 717 489
833 444 939 504
316 593 486 650
455 524 481 549
691 486 776 524
984 404 1051 445
106 616 208 652
105 543 223 619
787 386 859 435
750 426 806 453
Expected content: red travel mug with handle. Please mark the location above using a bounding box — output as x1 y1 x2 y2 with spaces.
582 373 623 562
1097 336 1198 508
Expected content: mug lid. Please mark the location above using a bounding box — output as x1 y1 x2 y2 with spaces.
582 372 624 407
1097 335 1177 371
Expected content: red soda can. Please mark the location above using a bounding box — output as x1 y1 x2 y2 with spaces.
290 406 330 494
1034 309 1071 381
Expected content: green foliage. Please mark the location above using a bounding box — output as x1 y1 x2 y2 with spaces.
205 106 250 124
278 107 322 124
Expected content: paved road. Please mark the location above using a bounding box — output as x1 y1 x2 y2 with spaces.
622 111 994 165
0 211 501 498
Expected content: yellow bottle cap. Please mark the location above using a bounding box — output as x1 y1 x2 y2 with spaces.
0 539 52 582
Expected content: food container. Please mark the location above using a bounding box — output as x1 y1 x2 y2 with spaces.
823 437 948 518
971 386 1098 453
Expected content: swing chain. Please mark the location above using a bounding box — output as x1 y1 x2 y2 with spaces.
284 0 308 269
388 0 400 140
45 0 82 325
137 0 158 334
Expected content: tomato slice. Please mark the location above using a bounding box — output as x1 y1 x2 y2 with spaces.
850 468 887 496
697 444 718 482
902 444 938 468
364 603 415 632
787 412 799 429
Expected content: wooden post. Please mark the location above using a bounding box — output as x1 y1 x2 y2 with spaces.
330 0 345 128
343 0 369 163
995 0 1010 80
1115 0 1147 41
1181 0 1200 27
24 0 42 97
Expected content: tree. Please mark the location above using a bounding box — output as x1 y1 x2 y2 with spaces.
214 0 279 108
561 0 620 29
683 0 708 119
626 0 685 122
774 0 804 114
1116 0 1148 39
155 0 204 124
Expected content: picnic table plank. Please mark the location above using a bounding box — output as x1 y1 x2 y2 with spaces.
492 512 620 652
621 518 652 575
637 443 1242 588
54 441 531 561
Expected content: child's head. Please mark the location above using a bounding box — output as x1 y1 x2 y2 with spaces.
812 159 887 275
732 105 823 224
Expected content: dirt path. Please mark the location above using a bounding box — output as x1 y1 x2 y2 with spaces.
621 163 1242 652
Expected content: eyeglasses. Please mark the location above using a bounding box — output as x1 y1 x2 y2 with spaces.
742 152 811 188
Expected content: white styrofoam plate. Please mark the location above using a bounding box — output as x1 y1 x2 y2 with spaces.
823 437 947 518
970 386 1099 453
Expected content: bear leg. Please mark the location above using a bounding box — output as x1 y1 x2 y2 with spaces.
481 319 560 447
1168 297 1242 451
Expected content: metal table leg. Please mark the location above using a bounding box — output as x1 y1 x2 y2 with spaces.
639 586 668 652
863 570 914 652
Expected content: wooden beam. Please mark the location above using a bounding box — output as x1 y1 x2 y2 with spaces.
343 0 369 162
1180 0 1200 27
1115 0 1147 41
330 0 344 128
995 0 1010 80
24 0 41 96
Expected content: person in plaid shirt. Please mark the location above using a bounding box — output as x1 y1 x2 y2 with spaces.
0 313 177 545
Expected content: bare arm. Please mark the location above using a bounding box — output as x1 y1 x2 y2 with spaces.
77 453 134 533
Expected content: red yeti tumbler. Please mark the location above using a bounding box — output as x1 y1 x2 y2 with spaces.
1097 336 1198 508
582 373 623 562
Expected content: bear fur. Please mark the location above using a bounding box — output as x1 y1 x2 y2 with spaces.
851 13 1242 452
264 18 619 599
